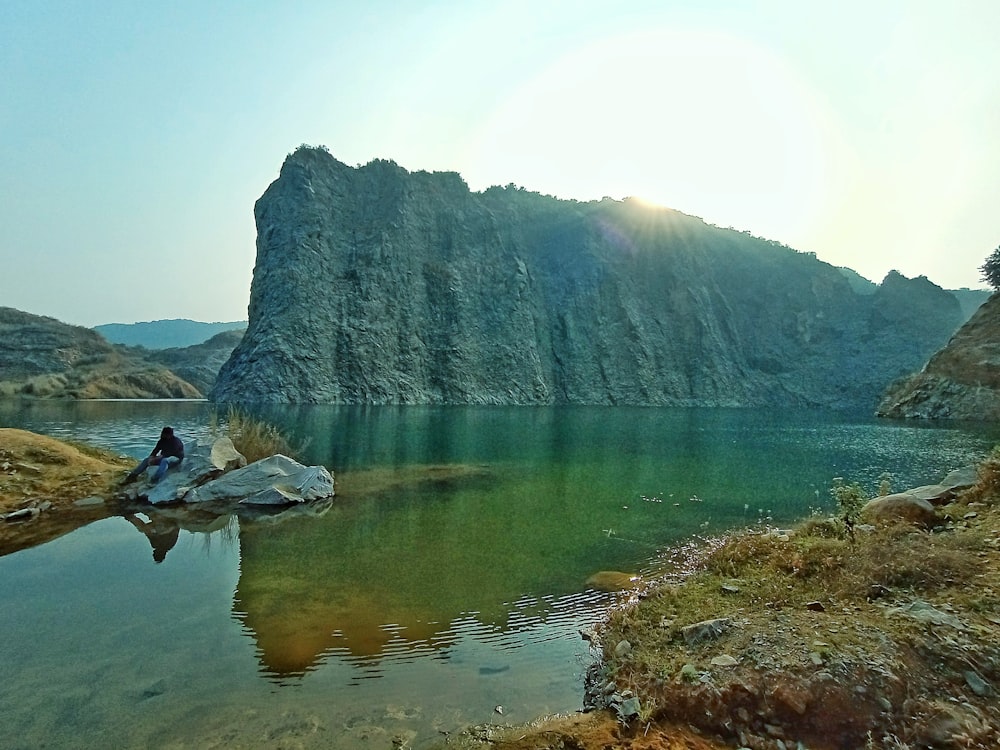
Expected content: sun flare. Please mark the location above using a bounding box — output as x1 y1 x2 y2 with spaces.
468 28 848 245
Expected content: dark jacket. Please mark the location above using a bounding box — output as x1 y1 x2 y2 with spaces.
152 435 185 460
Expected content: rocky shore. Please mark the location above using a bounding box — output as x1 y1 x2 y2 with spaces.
440 461 1000 750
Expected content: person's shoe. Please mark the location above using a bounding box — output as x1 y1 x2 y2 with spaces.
121 473 137 485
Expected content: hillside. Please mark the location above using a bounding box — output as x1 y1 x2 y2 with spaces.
878 292 1000 419
147 329 245 395
94 318 246 349
0 308 239 399
211 147 965 409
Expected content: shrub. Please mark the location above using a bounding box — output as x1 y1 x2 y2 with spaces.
979 245 1000 290
210 407 299 463
830 476 867 523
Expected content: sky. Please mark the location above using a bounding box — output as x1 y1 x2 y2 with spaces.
2 0 998 328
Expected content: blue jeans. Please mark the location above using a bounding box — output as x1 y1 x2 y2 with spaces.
132 455 182 483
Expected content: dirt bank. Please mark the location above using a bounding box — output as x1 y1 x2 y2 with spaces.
0 427 131 555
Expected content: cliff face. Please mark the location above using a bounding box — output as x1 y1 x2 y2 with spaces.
210 147 964 409
877 293 1000 419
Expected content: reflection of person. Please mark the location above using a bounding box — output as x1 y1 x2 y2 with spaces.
124 426 184 484
124 513 180 563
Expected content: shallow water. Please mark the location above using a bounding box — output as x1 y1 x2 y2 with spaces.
1 401 998 748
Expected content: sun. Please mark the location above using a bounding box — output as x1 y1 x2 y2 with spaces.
466 28 847 245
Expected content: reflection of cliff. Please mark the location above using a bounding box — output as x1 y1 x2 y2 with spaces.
229 459 624 677
230 466 518 676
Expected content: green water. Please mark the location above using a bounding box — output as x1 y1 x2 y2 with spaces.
1 401 998 748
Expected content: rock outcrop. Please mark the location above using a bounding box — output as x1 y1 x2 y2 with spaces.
877 293 1000 419
120 437 335 507
210 147 965 408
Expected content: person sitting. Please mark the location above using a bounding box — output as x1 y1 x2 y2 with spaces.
124 426 185 484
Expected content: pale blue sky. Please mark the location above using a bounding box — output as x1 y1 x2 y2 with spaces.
2 1 997 327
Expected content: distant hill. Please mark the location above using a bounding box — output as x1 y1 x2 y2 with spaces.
147 329 245 395
837 269 989 324
0 308 241 399
94 319 247 349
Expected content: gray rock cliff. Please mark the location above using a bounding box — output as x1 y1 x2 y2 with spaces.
877 293 1000 419
210 147 965 409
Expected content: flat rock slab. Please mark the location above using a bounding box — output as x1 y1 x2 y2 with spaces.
124 438 334 508
181 454 334 506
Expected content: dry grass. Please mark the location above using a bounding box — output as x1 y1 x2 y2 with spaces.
210 406 302 463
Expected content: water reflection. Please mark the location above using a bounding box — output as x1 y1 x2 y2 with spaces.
123 512 181 563
4 401 1000 748
231 462 615 678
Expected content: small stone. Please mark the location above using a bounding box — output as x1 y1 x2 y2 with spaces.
614 639 632 658
617 696 641 720
770 684 810 715
3 507 40 522
711 654 739 667
681 618 731 646
579 628 597 642
805 601 825 612
721 583 740 594
889 600 964 629
809 652 824 666
964 670 993 697
493 705 503 715
73 496 105 507
964 512 978 520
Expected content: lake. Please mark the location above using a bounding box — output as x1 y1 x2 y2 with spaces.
2 400 998 749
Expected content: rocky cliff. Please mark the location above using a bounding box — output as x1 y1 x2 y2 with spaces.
877 292 1000 419
210 147 965 409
